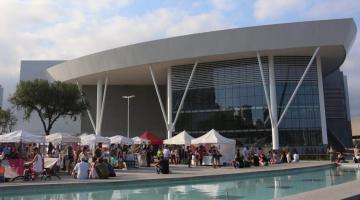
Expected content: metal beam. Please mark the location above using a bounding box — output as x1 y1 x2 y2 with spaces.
167 67 173 139
257 52 274 126
316 56 328 145
171 59 198 131
76 81 96 134
277 47 320 127
98 76 108 133
269 55 279 150
96 79 103 135
149 66 168 128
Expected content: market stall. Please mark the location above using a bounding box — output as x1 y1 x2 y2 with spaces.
163 130 193 146
131 136 150 145
191 129 235 165
0 130 45 178
46 132 80 145
109 135 133 145
139 131 163 145
80 134 110 149
0 130 45 144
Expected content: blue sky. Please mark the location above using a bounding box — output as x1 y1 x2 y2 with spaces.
0 0 359 116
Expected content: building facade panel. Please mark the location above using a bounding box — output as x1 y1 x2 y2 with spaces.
172 56 324 147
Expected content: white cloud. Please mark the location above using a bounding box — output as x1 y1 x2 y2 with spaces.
306 0 360 18
341 33 360 117
166 11 232 37
211 0 238 11
254 0 305 20
0 1 234 108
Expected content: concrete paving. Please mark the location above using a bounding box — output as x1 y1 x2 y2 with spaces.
1 161 331 192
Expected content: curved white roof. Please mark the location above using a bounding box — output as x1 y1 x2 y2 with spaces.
47 18 357 85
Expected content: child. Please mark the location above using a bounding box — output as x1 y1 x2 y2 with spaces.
89 157 98 179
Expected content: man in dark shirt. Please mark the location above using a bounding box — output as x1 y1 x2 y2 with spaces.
95 158 110 179
155 156 169 174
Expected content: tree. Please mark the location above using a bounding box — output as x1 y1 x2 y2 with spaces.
0 109 17 134
10 79 88 135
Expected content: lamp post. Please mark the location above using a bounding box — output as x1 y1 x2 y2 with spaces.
122 95 135 138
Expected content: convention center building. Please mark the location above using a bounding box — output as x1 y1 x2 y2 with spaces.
19 18 357 150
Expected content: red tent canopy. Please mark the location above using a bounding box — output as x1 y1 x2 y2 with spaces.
140 131 163 145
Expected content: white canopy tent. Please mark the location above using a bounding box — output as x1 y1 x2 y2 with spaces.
163 130 194 146
191 129 236 164
109 135 133 145
0 130 45 143
46 132 80 145
131 136 149 145
80 134 110 148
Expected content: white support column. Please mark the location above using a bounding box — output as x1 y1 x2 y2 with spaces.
149 66 168 129
277 47 320 127
269 55 279 150
171 60 198 132
317 56 328 145
76 82 96 134
167 67 173 139
98 76 108 134
96 79 103 135
257 52 274 126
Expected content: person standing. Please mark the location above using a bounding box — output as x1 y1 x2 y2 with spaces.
0 160 5 183
47 142 54 156
163 146 170 161
31 147 43 178
79 146 89 162
353 145 360 163
242 147 249 161
197 147 203 166
146 146 152 167
95 143 103 159
67 146 75 175
186 146 192 168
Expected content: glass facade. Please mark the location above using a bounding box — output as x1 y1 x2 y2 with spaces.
172 56 322 147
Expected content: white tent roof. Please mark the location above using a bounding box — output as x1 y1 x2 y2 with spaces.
191 129 235 144
131 136 149 145
80 134 110 146
109 135 133 145
46 132 80 145
0 130 45 143
163 130 194 145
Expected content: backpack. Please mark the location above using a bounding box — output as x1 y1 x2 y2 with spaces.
95 163 109 179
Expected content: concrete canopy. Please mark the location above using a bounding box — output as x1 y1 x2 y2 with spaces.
47 18 357 85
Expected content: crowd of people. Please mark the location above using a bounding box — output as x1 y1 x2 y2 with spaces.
5 141 360 183
232 147 300 168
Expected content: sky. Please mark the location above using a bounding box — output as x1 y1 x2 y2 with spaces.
0 0 359 116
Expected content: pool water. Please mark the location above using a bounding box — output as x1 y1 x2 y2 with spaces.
1 166 360 200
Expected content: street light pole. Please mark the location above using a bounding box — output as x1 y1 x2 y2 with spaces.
122 95 135 138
